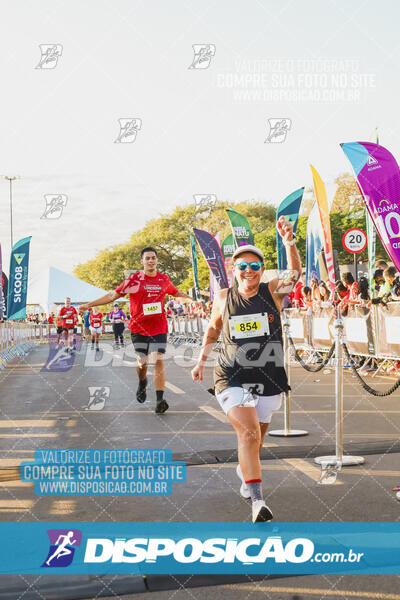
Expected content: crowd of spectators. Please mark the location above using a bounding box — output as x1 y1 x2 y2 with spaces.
166 299 212 320
288 260 400 315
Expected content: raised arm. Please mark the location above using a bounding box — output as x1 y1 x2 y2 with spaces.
269 216 301 311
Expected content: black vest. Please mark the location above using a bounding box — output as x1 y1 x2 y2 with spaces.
214 283 289 396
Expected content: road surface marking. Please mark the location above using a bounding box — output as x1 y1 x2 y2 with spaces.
165 381 185 394
0 500 34 512
283 458 342 484
229 585 400 599
200 406 229 423
49 500 77 515
0 433 58 438
0 420 56 428
191 464 400 477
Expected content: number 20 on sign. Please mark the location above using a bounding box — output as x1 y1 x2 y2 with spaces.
342 228 368 254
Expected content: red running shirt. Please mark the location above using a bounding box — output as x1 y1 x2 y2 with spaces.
59 306 78 328
115 271 178 335
90 312 103 328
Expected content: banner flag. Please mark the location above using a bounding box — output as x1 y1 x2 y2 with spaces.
341 141 400 272
311 166 336 288
221 233 235 287
7 236 32 320
193 228 228 291
2 272 8 318
221 233 235 258
366 128 379 293
189 234 200 301
0 245 4 320
276 188 304 271
226 207 254 247
306 201 323 285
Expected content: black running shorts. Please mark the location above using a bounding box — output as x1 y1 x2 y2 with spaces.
131 333 167 355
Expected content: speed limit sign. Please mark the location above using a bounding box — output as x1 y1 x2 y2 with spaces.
342 228 367 254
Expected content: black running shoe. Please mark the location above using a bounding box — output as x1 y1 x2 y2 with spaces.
155 399 169 414
136 378 148 403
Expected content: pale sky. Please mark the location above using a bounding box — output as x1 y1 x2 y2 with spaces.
0 0 399 280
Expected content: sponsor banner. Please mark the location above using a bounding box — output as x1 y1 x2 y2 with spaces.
366 211 376 295
375 302 400 357
341 141 400 272
285 309 308 343
226 207 254 247
276 188 304 271
306 200 323 285
221 234 235 287
1 271 8 317
311 307 335 349
342 305 375 356
221 233 235 258
7 236 31 320
311 166 336 288
1 522 400 574
189 234 200 301
193 228 228 290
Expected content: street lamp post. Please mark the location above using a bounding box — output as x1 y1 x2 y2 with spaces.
4 176 19 252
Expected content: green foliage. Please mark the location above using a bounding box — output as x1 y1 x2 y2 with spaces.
74 176 390 290
74 200 276 289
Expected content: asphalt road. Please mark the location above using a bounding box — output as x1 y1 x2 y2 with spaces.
0 339 400 599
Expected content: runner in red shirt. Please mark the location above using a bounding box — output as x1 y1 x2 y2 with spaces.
79 247 196 413
89 307 103 352
58 297 78 353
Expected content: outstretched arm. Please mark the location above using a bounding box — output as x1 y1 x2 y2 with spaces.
79 291 123 312
191 289 226 382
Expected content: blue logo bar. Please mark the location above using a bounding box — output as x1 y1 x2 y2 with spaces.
0 523 399 574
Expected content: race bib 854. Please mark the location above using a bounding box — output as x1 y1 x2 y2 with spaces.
228 313 270 339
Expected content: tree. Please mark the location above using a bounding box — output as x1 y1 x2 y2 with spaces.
74 200 277 289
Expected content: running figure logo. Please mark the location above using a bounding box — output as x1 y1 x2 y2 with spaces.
114 118 142 143
264 119 291 143
42 529 82 567
193 194 217 213
188 44 216 69
35 44 63 69
83 386 110 411
41 194 68 220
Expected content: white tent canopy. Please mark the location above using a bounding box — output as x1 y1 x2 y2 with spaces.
27 266 114 314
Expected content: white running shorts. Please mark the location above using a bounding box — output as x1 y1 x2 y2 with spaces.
90 326 101 335
215 387 281 423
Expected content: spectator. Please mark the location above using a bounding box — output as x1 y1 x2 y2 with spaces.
357 276 371 307
376 259 388 271
301 286 313 313
371 269 385 299
292 272 306 308
335 281 349 314
384 266 400 298
342 272 358 305
310 277 321 303
317 281 332 308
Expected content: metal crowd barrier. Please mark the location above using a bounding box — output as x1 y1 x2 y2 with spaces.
0 322 39 369
285 302 400 363
167 316 206 347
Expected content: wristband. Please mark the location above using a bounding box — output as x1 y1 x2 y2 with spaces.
283 237 296 247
